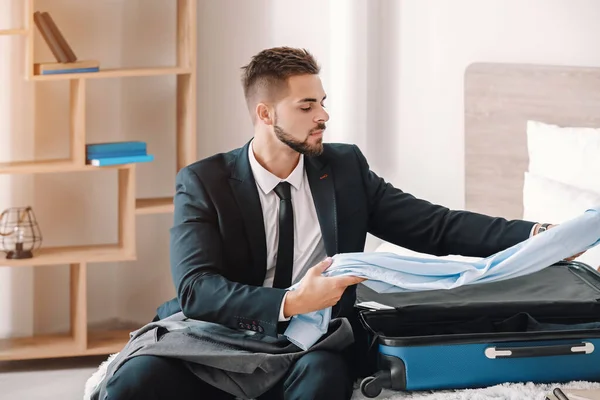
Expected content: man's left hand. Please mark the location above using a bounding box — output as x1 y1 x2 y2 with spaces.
535 223 585 261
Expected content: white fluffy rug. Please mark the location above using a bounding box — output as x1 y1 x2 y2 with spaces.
84 354 600 400
350 381 600 400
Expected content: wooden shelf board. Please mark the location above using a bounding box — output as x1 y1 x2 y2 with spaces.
86 329 132 355
135 197 174 215
0 244 135 267
0 29 27 36
0 333 75 361
0 159 74 174
31 66 192 81
0 159 134 175
0 329 133 361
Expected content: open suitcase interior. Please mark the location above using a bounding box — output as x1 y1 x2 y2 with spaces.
358 261 600 342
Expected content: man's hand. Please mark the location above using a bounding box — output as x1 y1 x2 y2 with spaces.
283 257 366 318
535 223 585 261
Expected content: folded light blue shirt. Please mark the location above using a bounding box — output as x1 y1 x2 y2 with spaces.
283 207 600 350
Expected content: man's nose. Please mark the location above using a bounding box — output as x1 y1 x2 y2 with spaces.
315 108 329 123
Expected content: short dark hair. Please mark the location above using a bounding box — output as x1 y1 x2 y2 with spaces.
240 47 320 117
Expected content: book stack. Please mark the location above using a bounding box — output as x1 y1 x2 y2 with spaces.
33 11 100 75
86 141 154 167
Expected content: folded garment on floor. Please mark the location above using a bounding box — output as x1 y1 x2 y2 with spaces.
90 312 353 400
284 207 600 350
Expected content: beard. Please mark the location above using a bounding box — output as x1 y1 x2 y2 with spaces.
273 120 326 157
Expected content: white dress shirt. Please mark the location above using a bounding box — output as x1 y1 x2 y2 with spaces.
283 207 600 350
248 141 327 321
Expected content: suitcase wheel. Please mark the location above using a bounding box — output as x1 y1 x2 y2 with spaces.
360 375 383 398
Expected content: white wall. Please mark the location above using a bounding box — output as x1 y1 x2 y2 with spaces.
396 0 600 209
2 0 600 338
0 0 35 339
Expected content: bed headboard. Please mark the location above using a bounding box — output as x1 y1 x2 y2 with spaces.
464 62 600 220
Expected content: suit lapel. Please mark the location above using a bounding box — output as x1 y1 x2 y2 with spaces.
228 141 267 282
305 156 338 256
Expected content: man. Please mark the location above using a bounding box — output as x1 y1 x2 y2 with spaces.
106 47 559 400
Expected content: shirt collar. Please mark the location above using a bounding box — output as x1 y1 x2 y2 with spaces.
248 140 304 195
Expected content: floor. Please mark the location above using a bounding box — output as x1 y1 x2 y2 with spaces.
0 355 374 400
7 355 596 400
0 356 375 400
0 355 105 400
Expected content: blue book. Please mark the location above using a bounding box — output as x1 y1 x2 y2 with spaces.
86 149 147 159
86 141 147 154
88 154 154 167
41 67 100 75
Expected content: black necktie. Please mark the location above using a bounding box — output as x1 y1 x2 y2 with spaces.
272 182 294 289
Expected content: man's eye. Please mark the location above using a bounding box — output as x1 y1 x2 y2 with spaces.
300 107 311 112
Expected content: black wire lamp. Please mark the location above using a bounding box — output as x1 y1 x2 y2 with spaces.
0 206 43 259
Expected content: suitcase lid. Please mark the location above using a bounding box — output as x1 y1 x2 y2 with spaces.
356 261 600 319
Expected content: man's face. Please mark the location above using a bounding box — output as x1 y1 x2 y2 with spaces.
272 74 329 157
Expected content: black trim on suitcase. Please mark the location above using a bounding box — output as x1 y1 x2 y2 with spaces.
359 309 600 347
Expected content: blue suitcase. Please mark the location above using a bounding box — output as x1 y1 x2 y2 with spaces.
356 261 600 398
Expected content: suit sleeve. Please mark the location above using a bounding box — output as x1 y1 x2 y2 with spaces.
352 146 536 257
169 167 287 337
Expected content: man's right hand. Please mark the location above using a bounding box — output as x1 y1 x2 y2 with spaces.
283 257 366 318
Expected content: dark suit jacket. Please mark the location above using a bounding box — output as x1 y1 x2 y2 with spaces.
157 141 535 338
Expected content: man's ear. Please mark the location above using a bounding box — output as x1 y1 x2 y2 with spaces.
256 103 274 126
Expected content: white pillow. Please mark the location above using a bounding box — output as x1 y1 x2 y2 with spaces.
527 120 600 194
523 171 600 268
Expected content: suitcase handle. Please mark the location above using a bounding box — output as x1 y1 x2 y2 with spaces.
484 342 594 359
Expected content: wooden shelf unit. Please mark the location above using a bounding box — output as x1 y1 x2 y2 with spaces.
0 328 135 361
1 244 136 268
136 197 174 215
31 66 192 81
0 0 197 361
0 159 137 175
0 29 27 36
